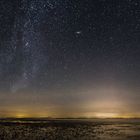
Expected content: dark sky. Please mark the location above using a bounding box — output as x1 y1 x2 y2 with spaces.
0 0 140 118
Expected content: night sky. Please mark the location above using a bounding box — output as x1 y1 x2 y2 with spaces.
0 0 140 118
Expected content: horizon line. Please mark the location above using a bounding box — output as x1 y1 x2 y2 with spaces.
0 117 140 119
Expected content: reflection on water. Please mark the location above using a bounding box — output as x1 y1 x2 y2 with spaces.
0 119 140 140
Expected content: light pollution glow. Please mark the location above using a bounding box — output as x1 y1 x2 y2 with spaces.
0 85 140 118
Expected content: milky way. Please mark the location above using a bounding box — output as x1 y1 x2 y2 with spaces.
0 0 140 117
1 0 61 92
10 0 55 92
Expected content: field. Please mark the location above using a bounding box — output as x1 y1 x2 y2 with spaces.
0 118 140 140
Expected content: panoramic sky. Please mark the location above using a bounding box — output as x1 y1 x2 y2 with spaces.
0 0 140 118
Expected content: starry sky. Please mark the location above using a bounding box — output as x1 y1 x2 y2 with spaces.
0 0 140 118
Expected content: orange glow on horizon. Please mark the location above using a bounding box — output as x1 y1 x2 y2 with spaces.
4 112 139 119
94 113 118 118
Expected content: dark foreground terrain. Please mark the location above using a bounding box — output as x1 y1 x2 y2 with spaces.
0 118 140 140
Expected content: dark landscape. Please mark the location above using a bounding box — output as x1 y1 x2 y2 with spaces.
0 118 140 140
